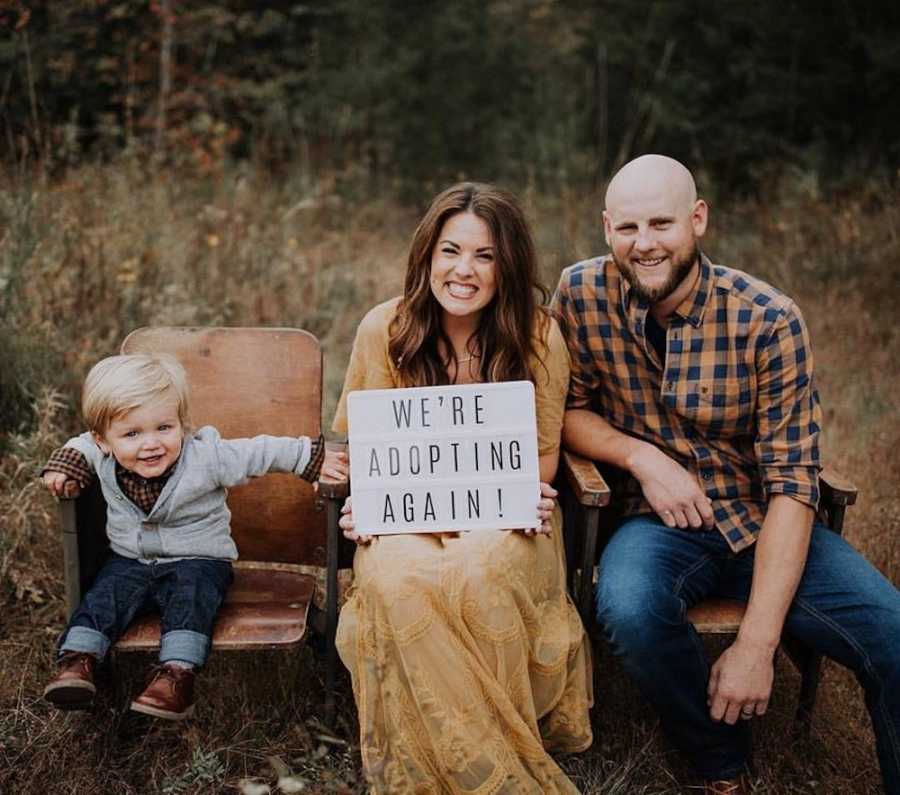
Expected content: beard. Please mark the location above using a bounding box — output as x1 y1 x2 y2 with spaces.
613 243 700 304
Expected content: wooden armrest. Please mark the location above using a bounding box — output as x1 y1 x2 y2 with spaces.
317 441 349 500
317 479 349 500
819 467 857 506
561 449 612 508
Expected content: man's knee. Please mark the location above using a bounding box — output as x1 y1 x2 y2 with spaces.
595 568 683 653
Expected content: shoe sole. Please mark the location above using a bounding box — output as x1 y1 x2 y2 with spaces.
129 701 195 721
43 680 96 710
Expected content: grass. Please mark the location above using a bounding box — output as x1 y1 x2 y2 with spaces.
0 158 897 793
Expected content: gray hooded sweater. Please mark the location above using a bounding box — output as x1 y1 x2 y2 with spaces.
64 426 314 561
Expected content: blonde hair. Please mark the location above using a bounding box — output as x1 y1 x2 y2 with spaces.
82 354 191 434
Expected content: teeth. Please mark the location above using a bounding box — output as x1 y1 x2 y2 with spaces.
447 283 477 298
636 257 665 266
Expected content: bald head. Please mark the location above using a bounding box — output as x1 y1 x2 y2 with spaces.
601 155 708 312
605 155 697 217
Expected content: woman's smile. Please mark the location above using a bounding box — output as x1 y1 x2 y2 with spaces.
430 212 497 321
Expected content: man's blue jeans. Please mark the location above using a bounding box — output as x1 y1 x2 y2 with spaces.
59 554 233 667
595 514 900 791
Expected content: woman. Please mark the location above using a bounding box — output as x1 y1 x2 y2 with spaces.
333 182 593 794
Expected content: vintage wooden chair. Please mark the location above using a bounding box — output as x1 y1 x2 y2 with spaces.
559 450 858 724
58 326 349 723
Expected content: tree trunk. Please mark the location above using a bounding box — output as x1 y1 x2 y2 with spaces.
154 0 174 159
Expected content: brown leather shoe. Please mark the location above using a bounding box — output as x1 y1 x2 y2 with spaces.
702 777 750 795
43 652 97 710
130 664 195 720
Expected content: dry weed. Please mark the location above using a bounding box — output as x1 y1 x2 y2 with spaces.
0 161 897 793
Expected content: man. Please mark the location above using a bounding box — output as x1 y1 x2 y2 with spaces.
551 154 900 794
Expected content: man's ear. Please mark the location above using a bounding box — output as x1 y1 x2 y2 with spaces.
691 199 709 238
602 210 612 246
92 431 111 456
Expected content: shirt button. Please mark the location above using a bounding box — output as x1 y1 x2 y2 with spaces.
702 471 713 481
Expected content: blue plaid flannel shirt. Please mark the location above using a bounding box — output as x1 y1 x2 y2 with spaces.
551 254 822 552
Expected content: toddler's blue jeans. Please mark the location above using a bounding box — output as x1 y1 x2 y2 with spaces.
59 553 233 668
595 514 900 792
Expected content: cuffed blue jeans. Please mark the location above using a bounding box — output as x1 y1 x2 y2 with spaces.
59 553 233 668
596 514 900 792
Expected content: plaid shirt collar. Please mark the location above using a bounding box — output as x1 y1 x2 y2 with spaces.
115 459 177 514
619 252 714 329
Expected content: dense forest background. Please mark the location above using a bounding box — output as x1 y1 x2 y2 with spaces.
2 3 900 793
2 0 899 196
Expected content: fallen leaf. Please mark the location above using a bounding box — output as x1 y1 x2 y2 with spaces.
277 775 307 793
239 780 271 795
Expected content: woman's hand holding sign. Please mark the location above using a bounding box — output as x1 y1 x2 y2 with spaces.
519 482 557 536
339 496 374 546
341 484 557 543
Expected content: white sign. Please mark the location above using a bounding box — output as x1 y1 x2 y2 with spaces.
347 381 540 534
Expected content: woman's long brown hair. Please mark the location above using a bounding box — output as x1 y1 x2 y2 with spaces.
388 182 549 387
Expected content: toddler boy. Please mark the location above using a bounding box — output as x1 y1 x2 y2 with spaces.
40 353 345 720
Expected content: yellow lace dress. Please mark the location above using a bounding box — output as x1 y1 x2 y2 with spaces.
332 298 593 794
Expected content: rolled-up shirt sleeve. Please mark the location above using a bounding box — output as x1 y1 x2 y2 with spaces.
753 301 821 509
41 445 95 488
299 435 325 482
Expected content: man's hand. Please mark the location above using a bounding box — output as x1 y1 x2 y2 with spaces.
707 638 775 724
707 496 814 723
627 444 714 530
42 471 81 499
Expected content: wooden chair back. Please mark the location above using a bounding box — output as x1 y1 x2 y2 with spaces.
121 326 326 566
58 326 347 721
